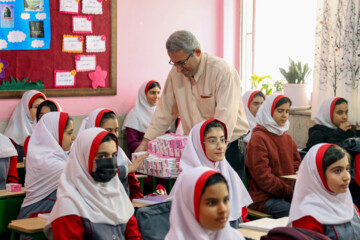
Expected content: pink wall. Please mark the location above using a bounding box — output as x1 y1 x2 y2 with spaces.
0 0 230 121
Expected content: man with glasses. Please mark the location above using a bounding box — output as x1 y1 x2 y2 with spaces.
135 30 249 182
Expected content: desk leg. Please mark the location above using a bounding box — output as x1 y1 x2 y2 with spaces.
169 179 175 193
152 177 157 192
139 179 144 192
11 230 16 240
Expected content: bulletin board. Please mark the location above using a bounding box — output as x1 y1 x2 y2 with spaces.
0 0 116 98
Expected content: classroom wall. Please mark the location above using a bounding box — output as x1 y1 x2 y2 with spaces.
0 0 241 122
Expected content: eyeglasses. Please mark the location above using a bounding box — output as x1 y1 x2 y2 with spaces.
169 53 193 67
203 139 228 146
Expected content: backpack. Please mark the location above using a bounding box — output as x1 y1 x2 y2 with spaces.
260 227 331 240
135 201 172 240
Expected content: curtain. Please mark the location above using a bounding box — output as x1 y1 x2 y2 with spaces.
312 0 360 122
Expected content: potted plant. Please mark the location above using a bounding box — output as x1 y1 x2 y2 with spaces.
279 58 311 109
274 79 285 94
249 74 274 95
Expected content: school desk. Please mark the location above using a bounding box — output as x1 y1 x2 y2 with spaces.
237 227 267 240
280 174 298 181
8 217 47 240
132 201 151 208
16 162 25 169
238 217 289 239
0 188 25 234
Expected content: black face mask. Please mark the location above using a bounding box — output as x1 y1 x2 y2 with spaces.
92 157 118 183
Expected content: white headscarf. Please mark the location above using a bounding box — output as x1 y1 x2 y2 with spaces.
122 80 159 133
32 99 63 128
314 97 342 129
176 119 252 221
22 112 69 207
0 133 17 158
288 143 354 226
4 90 46 145
44 128 134 239
79 108 130 166
165 167 245 240
242 90 263 142
256 94 290 136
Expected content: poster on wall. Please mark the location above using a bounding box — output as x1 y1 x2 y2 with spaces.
0 0 50 50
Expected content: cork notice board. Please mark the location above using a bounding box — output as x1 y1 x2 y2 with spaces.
0 0 116 98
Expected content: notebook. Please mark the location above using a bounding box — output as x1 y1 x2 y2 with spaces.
132 195 169 205
238 217 289 232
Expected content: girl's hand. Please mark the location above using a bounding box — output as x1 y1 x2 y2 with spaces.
339 121 352 131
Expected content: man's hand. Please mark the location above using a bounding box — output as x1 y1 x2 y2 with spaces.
135 139 149 152
128 153 149 173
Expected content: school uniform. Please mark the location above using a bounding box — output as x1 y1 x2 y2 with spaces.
305 97 360 208
17 112 69 219
289 143 360 240
4 90 46 162
122 81 159 154
0 133 19 189
175 119 252 227
246 94 301 218
165 167 245 240
242 90 261 143
44 128 140 240
79 108 143 200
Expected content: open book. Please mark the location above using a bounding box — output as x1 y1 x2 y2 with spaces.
132 195 169 205
238 217 289 232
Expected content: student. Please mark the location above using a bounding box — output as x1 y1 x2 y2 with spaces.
36 99 62 122
177 118 252 227
305 97 360 150
122 80 161 154
4 90 46 161
246 94 301 218
23 99 63 157
288 144 360 239
165 167 245 240
0 133 18 190
44 128 141 239
17 112 75 219
305 97 360 208
242 90 265 143
79 108 146 199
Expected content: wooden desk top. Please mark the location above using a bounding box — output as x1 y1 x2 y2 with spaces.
237 227 267 240
17 162 25 169
132 202 150 208
8 217 47 234
281 174 297 181
0 187 25 199
135 174 148 179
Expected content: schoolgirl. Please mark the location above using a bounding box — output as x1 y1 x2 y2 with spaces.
305 97 360 208
35 99 62 122
242 90 265 143
17 112 75 219
4 90 46 161
289 144 360 239
165 167 245 240
305 97 360 150
246 94 301 218
0 133 18 189
44 128 141 239
79 108 146 199
177 118 252 227
122 80 161 153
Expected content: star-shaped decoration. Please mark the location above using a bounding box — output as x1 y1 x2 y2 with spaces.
0 58 9 79
88 65 107 89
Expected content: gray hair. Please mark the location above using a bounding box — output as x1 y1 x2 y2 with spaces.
166 30 201 54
